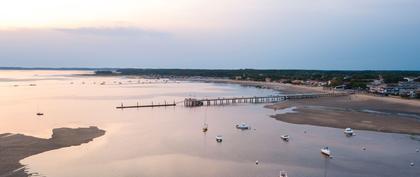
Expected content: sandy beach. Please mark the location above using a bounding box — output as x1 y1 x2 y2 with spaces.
196 78 420 134
197 78 420 105
0 127 105 177
193 78 330 94
266 95 420 135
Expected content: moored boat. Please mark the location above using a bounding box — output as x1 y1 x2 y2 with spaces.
280 135 289 141
236 123 250 130
202 123 208 132
279 170 288 177
321 147 331 156
344 128 354 136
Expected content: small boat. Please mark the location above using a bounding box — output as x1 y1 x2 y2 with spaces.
36 112 44 116
202 123 208 132
279 170 288 177
216 135 223 142
344 128 354 136
280 135 289 141
321 147 331 157
235 123 250 130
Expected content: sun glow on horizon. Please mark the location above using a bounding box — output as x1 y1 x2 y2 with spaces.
0 0 230 30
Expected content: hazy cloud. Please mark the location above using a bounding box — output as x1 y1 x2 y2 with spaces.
1 0 420 69
54 27 171 38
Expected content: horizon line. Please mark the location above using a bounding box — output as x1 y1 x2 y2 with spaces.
0 66 420 72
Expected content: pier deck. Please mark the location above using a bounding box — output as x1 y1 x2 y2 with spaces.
184 93 348 107
117 93 348 109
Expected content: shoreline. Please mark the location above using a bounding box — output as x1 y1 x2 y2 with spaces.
266 95 420 135
189 78 330 94
192 78 420 106
192 78 420 135
0 126 105 177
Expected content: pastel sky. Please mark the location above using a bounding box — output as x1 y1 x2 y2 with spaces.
0 0 419 69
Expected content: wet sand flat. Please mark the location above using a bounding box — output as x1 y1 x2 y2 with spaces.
0 127 105 177
266 95 420 135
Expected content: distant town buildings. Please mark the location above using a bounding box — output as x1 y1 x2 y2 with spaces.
263 76 420 99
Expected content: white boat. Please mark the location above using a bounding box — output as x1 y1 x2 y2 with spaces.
344 128 354 136
236 123 250 130
321 147 331 156
280 135 289 141
279 170 288 177
216 135 223 142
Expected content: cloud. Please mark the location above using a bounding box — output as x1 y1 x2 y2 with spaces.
54 27 171 38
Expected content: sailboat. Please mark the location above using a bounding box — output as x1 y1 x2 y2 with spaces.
202 123 208 132
202 107 208 132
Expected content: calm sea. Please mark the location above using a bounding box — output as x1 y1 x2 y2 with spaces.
0 70 419 177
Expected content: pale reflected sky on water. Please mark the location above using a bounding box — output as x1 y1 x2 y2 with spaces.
0 71 418 177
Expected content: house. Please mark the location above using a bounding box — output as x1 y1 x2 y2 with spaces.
398 81 420 98
334 84 350 90
368 84 387 93
291 80 304 85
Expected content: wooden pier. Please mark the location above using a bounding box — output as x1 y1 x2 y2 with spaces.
116 101 176 109
117 93 348 109
184 93 348 107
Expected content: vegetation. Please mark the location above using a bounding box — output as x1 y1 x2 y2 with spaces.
94 70 114 75
383 74 406 83
93 69 420 90
107 69 418 80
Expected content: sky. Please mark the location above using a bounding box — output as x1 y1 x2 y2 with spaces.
0 0 419 70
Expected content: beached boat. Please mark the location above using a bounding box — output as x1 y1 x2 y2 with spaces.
216 135 223 142
236 123 250 130
280 135 289 141
321 147 331 156
279 170 288 177
344 128 354 136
